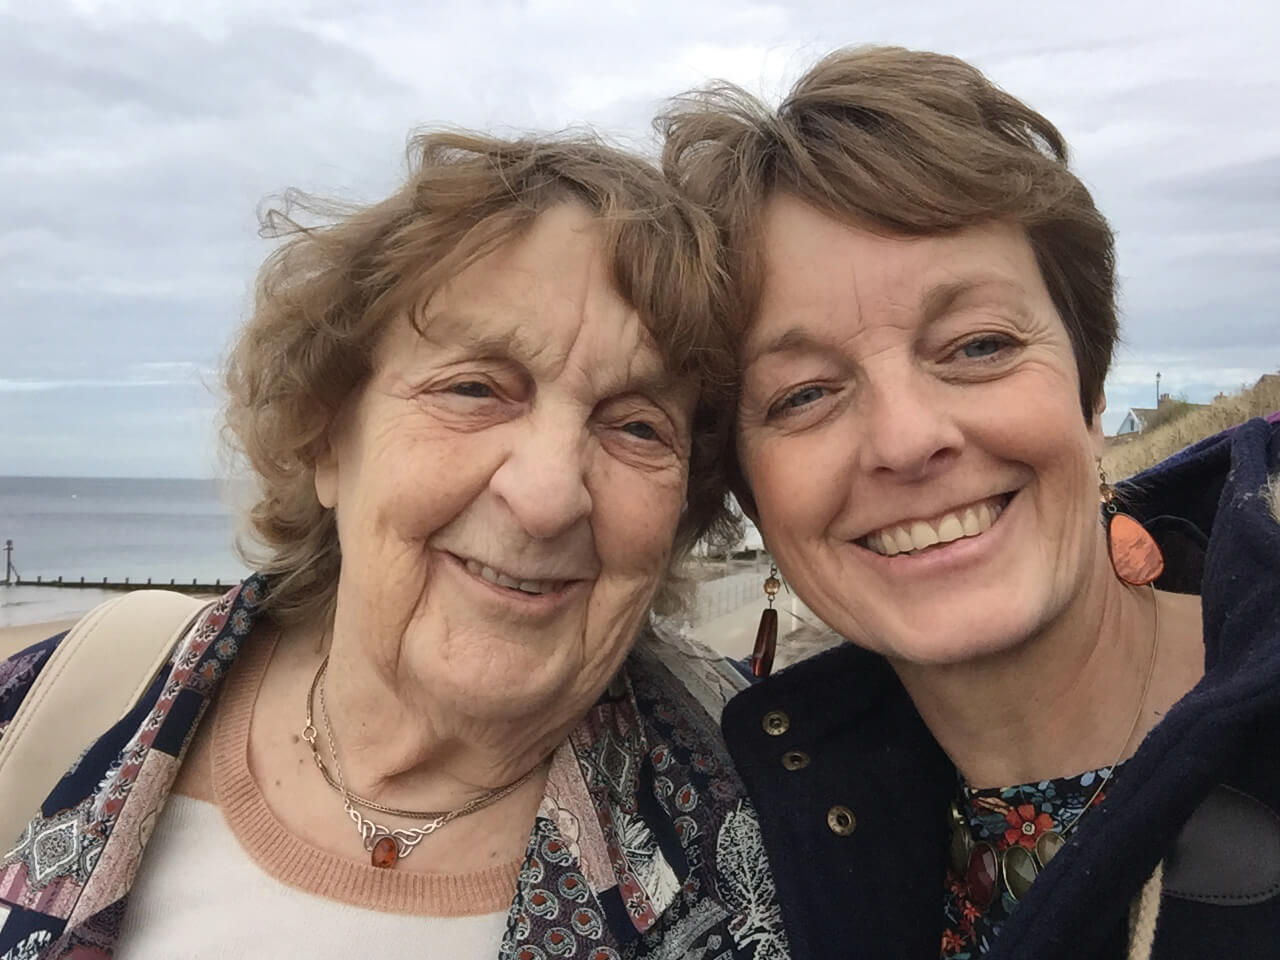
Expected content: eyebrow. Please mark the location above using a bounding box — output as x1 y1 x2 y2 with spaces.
420 308 688 401
742 327 835 368
415 309 538 358
918 276 1028 324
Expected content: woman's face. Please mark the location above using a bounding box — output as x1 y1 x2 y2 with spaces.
316 204 695 721
737 195 1106 666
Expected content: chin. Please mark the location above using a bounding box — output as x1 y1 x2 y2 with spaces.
847 601 1046 668
885 629 1026 667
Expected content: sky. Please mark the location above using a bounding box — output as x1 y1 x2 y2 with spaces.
2 0 1277 477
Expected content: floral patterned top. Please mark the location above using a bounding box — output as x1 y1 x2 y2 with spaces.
941 765 1121 959
0 577 791 960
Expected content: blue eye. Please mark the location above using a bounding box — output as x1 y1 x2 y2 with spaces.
765 384 829 421
784 385 825 409
960 337 1006 360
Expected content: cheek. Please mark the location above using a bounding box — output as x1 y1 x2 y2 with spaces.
588 461 686 579
994 386 1094 490
743 432 847 543
338 431 499 553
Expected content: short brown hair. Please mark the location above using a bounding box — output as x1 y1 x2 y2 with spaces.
223 130 736 625
660 45 1117 420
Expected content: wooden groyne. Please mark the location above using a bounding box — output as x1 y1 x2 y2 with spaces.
3 540 232 595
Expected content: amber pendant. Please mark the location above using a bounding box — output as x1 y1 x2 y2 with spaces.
371 836 399 868
1107 512 1164 585
751 608 778 678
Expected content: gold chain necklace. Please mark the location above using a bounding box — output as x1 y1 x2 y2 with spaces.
301 656 537 868
948 585 1161 901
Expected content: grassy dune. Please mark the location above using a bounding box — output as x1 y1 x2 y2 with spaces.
1103 375 1280 479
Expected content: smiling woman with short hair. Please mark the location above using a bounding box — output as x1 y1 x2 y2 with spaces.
663 45 1280 960
0 132 790 960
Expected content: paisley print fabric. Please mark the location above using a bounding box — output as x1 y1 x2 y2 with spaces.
0 577 790 960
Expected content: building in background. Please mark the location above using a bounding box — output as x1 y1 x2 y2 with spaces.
1115 392 1209 436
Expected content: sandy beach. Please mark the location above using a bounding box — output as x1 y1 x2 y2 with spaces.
0 618 77 660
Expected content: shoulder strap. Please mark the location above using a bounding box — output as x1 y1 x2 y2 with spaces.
0 590 206 845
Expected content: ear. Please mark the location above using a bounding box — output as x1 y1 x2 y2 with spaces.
314 435 339 509
1088 392 1107 459
729 429 760 524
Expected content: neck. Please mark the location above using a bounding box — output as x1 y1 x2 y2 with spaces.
891 554 1202 789
242 625 547 877
288 631 562 815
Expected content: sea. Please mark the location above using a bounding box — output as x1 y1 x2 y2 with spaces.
0 477 776 652
0 476 250 628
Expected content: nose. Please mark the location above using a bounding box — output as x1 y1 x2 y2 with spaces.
488 410 594 540
855 370 963 480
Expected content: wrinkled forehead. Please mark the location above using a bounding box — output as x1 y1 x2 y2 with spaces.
409 307 692 399
748 198 1047 352
375 207 698 406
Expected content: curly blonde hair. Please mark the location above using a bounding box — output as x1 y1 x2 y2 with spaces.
223 130 737 625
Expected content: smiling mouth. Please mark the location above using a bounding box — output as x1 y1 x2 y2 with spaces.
858 492 1016 557
458 557 570 596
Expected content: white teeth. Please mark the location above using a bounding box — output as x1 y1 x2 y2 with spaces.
462 558 561 595
936 513 964 544
862 495 1010 557
909 521 939 551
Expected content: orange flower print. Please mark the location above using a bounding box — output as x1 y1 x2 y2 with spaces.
941 929 969 953
1003 804 1055 849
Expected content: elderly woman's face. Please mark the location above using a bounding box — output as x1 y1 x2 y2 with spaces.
315 205 694 718
737 195 1106 666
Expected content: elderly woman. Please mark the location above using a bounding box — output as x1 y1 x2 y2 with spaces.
662 47 1280 960
0 132 792 959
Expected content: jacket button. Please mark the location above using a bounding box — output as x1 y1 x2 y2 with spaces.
762 710 790 736
781 750 810 771
827 805 856 836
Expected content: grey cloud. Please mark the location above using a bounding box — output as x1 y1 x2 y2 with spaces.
2 0 1278 474
0 10 407 129
1148 155 1280 214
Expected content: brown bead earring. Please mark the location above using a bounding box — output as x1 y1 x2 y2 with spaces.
1099 461 1164 585
751 563 781 678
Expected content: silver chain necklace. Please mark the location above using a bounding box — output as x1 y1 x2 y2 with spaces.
301 656 537 868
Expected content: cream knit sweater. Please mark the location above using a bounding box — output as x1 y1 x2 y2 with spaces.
117 633 520 958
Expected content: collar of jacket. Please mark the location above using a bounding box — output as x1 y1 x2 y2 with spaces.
725 417 1280 960
992 416 1280 959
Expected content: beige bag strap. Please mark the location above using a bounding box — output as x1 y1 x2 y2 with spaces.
0 590 206 845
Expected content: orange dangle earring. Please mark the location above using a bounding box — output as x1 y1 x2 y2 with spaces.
751 563 782 678
1098 461 1164 585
